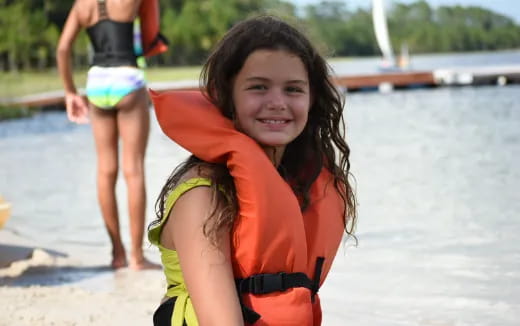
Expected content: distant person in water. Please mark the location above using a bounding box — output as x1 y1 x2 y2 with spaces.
56 0 159 270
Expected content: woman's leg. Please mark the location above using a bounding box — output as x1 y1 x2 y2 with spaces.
90 106 127 269
116 87 159 269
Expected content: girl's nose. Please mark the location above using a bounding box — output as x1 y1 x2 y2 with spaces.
265 89 287 110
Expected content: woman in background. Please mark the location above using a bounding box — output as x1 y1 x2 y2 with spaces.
57 0 158 270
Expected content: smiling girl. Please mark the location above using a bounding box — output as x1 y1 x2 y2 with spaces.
148 15 357 326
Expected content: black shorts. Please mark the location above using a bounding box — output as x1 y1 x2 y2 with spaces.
152 297 187 326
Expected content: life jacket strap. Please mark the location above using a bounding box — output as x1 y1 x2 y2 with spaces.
145 33 170 53
235 256 325 324
311 256 325 303
236 272 313 295
240 304 261 324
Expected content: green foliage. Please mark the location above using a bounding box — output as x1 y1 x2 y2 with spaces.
0 0 61 71
0 105 38 120
0 0 519 71
158 0 268 65
159 0 240 64
306 5 378 56
386 2 520 54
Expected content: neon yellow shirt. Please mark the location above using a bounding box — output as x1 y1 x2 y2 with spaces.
149 178 211 326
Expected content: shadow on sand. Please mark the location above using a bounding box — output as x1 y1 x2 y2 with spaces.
0 243 112 287
0 243 67 268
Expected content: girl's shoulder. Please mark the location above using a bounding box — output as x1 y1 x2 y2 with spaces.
161 166 215 223
178 162 223 184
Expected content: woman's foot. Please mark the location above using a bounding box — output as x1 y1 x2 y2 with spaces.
111 246 128 269
129 256 161 270
111 256 128 269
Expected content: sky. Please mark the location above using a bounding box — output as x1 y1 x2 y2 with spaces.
289 0 520 23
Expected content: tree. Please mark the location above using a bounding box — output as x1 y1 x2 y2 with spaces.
1 0 519 70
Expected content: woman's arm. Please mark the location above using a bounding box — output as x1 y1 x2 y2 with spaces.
163 186 244 326
56 2 89 124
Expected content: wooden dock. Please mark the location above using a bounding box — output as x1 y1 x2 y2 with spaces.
333 71 435 91
1 65 519 108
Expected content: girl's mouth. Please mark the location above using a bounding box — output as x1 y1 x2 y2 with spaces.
259 119 289 124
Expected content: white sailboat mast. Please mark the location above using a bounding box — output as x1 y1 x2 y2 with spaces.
372 0 395 63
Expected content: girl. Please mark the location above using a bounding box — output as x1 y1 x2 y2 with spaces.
56 0 159 270
149 15 357 325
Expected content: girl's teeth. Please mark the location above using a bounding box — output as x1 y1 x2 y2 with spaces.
262 120 285 124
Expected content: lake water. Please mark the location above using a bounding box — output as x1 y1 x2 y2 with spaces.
329 49 520 74
321 84 520 325
1 52 519 325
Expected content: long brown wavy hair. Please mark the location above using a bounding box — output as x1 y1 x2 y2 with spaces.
151 15 357 245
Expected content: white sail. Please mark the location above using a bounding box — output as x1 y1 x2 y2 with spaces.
372 0 395 65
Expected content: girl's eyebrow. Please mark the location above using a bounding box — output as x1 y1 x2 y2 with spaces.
245 76 269 82
287 80 308 85
245 76 308 85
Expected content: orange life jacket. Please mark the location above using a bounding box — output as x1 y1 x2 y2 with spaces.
138 0 168 57
151 90 345 326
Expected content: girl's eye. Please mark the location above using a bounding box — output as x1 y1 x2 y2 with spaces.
286 86 304 93
247 84 267 90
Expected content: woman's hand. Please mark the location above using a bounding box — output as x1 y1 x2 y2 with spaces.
65 92 89 124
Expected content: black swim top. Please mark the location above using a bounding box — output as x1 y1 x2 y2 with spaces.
86 0 137 67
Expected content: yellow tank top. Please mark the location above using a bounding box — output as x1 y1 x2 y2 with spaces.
148 177 211 326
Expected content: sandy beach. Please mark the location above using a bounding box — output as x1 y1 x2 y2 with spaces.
0 111 184 325
0 228 165 326
0 227 355 326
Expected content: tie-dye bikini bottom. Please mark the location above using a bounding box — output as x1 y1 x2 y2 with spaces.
86 66 146 109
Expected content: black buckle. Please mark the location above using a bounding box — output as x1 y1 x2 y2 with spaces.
249 272 287 294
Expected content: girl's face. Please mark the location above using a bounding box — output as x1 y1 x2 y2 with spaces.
232 49 311 156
